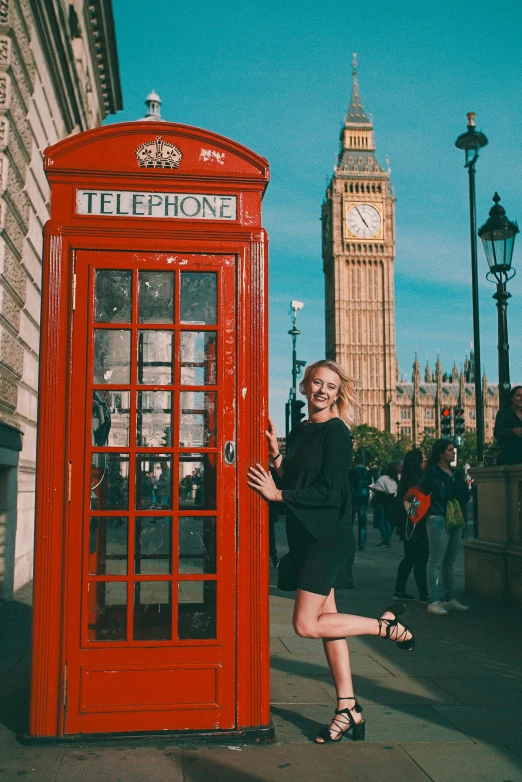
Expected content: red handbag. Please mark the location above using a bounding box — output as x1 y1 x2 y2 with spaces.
403 483 431 539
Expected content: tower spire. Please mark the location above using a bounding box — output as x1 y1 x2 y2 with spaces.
346 53 370 125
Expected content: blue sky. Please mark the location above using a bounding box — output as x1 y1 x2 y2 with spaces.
107 0 522 433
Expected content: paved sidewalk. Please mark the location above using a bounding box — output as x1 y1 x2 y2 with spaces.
1 521 521 781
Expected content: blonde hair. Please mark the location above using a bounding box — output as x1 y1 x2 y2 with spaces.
299 359 360 429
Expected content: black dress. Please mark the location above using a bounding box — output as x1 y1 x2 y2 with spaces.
280 417 355 596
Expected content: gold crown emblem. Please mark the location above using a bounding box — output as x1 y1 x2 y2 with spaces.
135 136 182 169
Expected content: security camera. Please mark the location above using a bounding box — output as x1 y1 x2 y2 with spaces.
291 300 304 310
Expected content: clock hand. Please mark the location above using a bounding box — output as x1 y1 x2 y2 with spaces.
355 207 369 228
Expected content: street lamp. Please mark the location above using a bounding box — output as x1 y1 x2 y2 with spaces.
285 301 306 436
478 193 519 410
455 112 488 462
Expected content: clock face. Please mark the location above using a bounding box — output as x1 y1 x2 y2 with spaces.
346 204 382 238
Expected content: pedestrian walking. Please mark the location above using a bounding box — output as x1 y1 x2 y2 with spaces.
493 385 522 464
371 464 398 547
349 459 372 550
390 449 429 602
247 359 415 744
424 439 470 615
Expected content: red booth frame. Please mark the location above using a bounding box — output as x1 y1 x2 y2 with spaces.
29 121 272 740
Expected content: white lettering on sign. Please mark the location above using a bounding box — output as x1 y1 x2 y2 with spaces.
76 190 237 220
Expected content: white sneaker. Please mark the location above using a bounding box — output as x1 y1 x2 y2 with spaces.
442 599 469 611
427 601 448 615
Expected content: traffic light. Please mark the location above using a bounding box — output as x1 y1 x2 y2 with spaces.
454 407 465 444
291 399 306 429
440 407 452 439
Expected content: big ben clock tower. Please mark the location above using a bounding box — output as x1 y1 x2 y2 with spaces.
323 56 397 431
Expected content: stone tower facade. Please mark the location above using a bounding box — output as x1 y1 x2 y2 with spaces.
322 57 397 430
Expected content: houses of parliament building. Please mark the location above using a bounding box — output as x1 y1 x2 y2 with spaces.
322 57 499 444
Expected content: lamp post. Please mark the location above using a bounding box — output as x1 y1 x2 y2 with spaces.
455 112 488 462
285 300 306 437
478 193 519 410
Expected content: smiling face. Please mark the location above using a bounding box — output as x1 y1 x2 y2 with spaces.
305 366 341 415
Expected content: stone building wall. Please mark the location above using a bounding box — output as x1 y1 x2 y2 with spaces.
0 0 121 600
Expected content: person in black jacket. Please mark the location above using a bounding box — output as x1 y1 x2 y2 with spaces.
247 360 415 745
493 385 522 464
390 449 429 602
424 439 470 615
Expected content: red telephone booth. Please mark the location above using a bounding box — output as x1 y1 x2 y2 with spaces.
29 122 271 740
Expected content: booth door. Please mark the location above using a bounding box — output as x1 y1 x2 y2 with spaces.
65 251 237 734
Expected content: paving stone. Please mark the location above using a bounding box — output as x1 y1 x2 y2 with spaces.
181 743 428 782
315 674 461 706
280 635 368 654
431 705 522 745
270 669 334 705
270 650 393 678
432 676 522 706
271 703 471 744
269 636 288 654
56 747 184 781
400 742 522 781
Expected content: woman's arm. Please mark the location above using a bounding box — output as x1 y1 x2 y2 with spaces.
266 416 284 478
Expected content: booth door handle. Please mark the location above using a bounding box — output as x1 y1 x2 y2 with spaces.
224 440 236 465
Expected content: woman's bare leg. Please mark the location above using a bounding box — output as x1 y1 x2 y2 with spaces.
316 589 362 742
292 588 412 642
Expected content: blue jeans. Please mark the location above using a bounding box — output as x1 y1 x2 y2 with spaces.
352 501 369 548
373 503 392 543
426 514 462 603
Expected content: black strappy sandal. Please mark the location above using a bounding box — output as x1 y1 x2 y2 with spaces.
315 696 365 744
377 601 415 651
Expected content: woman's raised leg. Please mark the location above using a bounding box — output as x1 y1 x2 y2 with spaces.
293 588 412 644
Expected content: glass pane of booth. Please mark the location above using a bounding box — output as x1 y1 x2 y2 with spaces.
180 272 217 324
88 517 128 575
93 330 131 384
90 453 129 510
137 331 173 384
135 517 172 574
138 271 175 324
92 390 130 447
87 582 127 641
178 581 216 639
136 454 172 509
178 454 216 510
179 391 217 447
179 517 216 574
136 391 172 447
180 331 217 385
133 581 172 641
95 270 132 323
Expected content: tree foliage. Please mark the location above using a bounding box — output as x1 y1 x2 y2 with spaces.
352 424 411 468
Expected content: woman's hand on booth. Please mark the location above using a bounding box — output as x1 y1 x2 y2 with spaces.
513 427 522 437
265 417 279 458
247 464 283 502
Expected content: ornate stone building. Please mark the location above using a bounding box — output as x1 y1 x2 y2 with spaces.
323 58 499 445
0 0 122 601
396 353 499 445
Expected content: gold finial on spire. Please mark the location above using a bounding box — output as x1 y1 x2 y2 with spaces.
467 112 476 127
352 52 358 74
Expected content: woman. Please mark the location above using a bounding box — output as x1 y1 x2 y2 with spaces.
391 449 429 602
247 360 415 744
493 385 522 465
371 464 399 547
424 439 470 616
